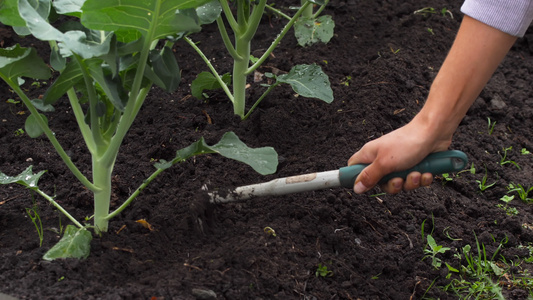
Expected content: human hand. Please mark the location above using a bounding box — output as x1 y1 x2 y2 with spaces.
347 121 451 194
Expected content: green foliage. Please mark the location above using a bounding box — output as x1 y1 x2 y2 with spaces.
294 15 334 47
475 167 497 192
316 263 333 277
26 201 44 247
43 225 92 261
0 0 279 258
487 117 496 135
186 0 333 119
191 71 231 99
506 183 533 203
423 235 451 269
499 146 521 169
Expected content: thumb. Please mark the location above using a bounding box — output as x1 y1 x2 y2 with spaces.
353 162 391 194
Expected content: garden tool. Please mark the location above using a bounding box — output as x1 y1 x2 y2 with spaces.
206 150 468 204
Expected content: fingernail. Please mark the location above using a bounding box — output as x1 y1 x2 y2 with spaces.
354 181 367 194
393 180 402 190
412 176 420 186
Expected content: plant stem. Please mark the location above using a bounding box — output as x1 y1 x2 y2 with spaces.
184 37 234 102
2 78 98 192
243 82 279 120
33 188 84 229
247 1 311 75
92 158 114 233
301 0 313 18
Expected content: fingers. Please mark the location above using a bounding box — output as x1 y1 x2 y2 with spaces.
379 172 435 194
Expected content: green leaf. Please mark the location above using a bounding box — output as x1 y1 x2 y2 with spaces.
30 98 55 112
277 64 333 103
149 46 181 92
43 225 92 261
52 0 84 17
0 0 29 27
195 0 222 25
25 113 48 138
294 15 334 47
43 60 83 105
164 132 278 175
81 0 210 43
0 45 51 81
191 71 231 99
16 0 113 59
0 165 46 189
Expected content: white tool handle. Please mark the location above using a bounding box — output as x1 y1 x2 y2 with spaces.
209 170 341 203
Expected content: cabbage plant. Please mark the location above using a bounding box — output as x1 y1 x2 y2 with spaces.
0 0 277 259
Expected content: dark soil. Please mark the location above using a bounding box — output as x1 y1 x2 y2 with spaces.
1 0 533 299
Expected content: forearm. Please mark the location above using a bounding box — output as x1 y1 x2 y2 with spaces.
414 15 517 145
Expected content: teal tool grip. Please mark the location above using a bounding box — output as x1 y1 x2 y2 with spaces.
338 150 468 188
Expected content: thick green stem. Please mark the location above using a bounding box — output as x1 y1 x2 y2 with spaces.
92 158 114 233
232 36 250 118
301 0 313 18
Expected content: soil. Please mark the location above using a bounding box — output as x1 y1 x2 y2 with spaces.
1 0 533 299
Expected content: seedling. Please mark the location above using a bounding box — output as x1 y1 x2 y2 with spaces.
315 263 333 277
185 0 333 120
0 0 278 259
475 167 497 191
263 226 277 237
506 183 533 204
487 117 496 135
497 195 519 216
521 148 531 155
341 75 352 86
499 146 521 169
14 128 25 136
423 234 450 269
26 201 44 247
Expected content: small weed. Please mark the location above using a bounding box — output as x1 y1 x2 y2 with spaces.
499 146 521 169
423 234 451 269
521 148 531 155
14 128 25 136
340 75 352 86
475 167 497 192
427 28 435 35
26 200 44 247
263 226 277 237
487 117 496 135
316 263 333 277
496 194 519 216
506 183 533 203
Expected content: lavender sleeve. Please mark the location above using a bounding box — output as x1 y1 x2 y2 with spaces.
461 0 533 37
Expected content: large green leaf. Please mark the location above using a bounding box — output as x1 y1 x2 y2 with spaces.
0 166 46 189
276 64 333 103
0 45 51 81
0 0 27 27
52 0 84 17
16 0 112 59
294 15 334 47
156 132 278 175
43 225 92 261
81 0 210 43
